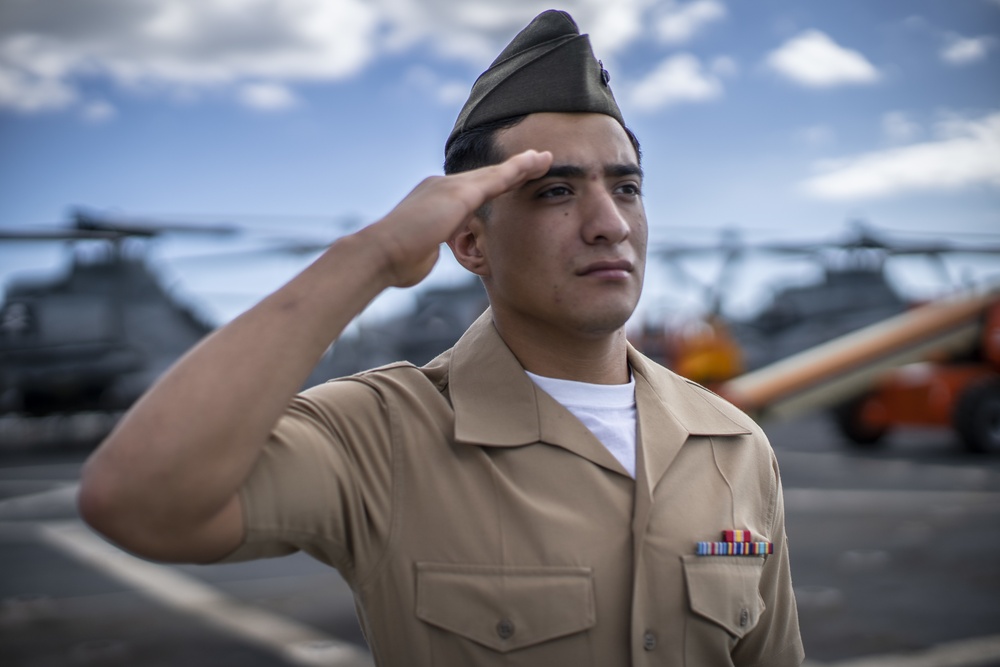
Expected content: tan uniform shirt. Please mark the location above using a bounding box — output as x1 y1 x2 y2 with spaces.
226 311 805 666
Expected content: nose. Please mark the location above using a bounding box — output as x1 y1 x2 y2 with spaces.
582 188 630 246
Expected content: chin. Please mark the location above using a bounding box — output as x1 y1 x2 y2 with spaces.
572 305 636 337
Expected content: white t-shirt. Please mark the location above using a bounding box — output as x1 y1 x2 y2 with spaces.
525 371 637 478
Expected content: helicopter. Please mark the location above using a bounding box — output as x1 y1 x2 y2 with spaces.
0 210 240 417
633 221 1000 385
295 220 1000 385
3 211 997 448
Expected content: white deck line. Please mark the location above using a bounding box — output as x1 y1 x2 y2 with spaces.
783 488 1000 513
36 520 373 667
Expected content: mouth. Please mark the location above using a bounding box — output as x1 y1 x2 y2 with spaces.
577 259 634 278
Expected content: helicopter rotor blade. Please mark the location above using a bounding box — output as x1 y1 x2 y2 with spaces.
167 239 335 264
73 209 240 237
0 228 125 242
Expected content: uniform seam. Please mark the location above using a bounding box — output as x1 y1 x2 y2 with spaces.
350 378 402 592
709 436 738 529
488 449 507 566
485 445 509 615
766 454 779 536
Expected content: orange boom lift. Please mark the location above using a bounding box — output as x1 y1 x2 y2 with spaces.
718 290 1000 453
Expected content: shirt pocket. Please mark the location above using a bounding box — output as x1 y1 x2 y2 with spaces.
415 562 596 665
681 554 766 640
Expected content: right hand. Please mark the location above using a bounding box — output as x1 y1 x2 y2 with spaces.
362 149 553 288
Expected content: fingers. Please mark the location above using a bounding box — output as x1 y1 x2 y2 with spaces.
464 149 553 204
359 149 554 289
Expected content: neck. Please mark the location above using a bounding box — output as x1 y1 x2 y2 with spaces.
492 314 631 384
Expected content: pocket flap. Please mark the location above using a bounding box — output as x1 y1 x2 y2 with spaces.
682 555 765 638
416 562 595 652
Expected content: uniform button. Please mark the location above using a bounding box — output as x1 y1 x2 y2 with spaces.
496 618 515 640
739 608 749 627
643 630 657 651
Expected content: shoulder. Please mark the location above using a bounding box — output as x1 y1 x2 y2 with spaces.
292 353 453 428
340 352 450 397
304 355 443 398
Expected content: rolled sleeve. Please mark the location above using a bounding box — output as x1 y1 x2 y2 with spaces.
218 378 395 586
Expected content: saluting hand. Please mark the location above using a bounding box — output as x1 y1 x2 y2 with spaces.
361 149 553 288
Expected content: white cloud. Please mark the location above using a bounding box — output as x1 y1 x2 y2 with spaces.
237 82 299 111
765 30 880 88
801 111 1000 200
0 0 660 115
403 65 469 106
0 66 77 112
392 1 654 65
710 55 738 77
654 0 727 45
81 99 117 123
0 0 380 113
628 53 724 112
882 111 922 143
795 125 836 148
940 33 996 66
436 82 469 106
586 0 650 58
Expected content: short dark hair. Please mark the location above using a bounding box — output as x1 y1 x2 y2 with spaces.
443 115 642 176
444 115 528 175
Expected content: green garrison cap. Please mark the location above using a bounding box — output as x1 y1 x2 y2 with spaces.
446 9 624 150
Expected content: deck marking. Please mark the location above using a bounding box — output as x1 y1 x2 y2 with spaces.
0 483 78 520
36 520 373 667
784 488 1000 513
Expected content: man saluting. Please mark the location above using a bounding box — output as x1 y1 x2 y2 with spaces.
80 9 804 666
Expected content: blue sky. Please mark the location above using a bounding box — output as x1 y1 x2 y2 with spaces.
1 0 998 324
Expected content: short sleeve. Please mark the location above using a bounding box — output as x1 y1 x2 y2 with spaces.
218 378 395 585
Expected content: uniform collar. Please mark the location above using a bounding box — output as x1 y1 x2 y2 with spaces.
448 309 749 478
627 345 750 488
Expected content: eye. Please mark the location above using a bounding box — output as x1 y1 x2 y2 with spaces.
539 184 573 198
616 182 642 197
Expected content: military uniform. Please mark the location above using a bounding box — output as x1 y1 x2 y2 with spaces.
225 311 804 666
226 9 804 665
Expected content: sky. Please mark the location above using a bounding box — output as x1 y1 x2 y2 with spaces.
1 0 998 325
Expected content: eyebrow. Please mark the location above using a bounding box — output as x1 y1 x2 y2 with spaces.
530 163 644 184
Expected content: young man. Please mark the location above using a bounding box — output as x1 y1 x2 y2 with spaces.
79 10 803 666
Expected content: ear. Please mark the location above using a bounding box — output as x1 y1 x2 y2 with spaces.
446 217 490 278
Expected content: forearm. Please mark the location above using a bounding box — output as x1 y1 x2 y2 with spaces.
79 230 393 549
